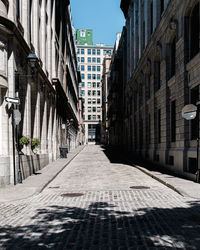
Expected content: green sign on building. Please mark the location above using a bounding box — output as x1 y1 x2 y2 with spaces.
76 29 93 45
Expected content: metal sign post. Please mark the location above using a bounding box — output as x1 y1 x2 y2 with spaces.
182 103 200 182
6 97 21 185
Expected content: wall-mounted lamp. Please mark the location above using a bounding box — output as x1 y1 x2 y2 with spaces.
27 52 38 72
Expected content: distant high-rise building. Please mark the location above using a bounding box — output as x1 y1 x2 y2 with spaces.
76 30 113 143
76 29 93 45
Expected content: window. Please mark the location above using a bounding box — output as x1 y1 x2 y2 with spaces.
92 57 96 63
81 49 84 54
146 114 151 145
139 84 143 106
92 82 96 88
92 74 96 79
88 49 91 55
81 57 84 62
92 66 96 71
92 107 96 112
97 74 101 80
150 1 153 34
81 65 85 71
160 0 164 17
191 86 199 140
88 90 91 96
16 0 20 19
97 82 100 88
88 66 91 71
88 115 91 120
80 30 86 37
170 37 176 78
88 106 92 112
77 57 80 62
158 109 161 143
97 115 101 120
92 90 96 96
171 100 176 142
81 90 85 96
88 82 91 88
154 61 160 91
97 107 101 112
97 90 101 96
97 58 101 63
88 98 91 104
81 82 85 87
189 3 199 60
139 119 143 148
92 98 96 104
145 74 150 100
103 50 112 56
88 57 91 63
93 115 96 120
97 66 101 72
92 49 96 55
81 74 85 79
77 49 80 54
97 98 101 104
97 49 100 55
88 74 91 80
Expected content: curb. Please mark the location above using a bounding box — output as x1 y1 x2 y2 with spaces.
36 145 85 195
127 160 184 196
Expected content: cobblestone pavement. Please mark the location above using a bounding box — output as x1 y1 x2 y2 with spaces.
1 145 200 249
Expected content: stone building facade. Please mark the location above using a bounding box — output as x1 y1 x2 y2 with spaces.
0 0 80 186
101 54 112 144
76 31 113 143
109 0 200 180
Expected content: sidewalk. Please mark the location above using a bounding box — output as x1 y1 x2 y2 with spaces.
0 145 85 202
126 160 200 200
103 146 200 200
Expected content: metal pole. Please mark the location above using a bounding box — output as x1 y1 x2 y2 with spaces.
197 104 200 183
11 108 16 185
16 125 22 183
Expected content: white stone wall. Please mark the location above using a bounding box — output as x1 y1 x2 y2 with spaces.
0 0 79 186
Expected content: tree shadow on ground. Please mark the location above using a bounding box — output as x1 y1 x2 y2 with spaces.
1 199 200 249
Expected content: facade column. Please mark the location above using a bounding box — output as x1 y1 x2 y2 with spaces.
51 0 56 78
7 38 16 184
47 0 52 79
23 69 32 155
48 94 53 162
52 95 57 160
40 0 46 72
33 75 40 141
32 0 39 56
41 88 47 154
21 0 30 45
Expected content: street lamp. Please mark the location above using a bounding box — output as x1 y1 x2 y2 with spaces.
27 52 38 69
182 102 200 182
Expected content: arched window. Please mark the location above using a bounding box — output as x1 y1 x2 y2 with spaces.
190 3 199 60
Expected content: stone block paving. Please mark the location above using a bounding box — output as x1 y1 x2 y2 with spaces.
0 145 200 249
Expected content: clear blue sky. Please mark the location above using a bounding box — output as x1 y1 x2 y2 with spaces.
70 0 125 46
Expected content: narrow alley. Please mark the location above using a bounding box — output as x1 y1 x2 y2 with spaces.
0 145 200 249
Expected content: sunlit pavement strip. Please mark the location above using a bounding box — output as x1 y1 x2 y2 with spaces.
0 145 200 249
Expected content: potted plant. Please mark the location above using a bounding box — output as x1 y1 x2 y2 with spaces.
31 138 40 153
18 136 30 154
19 136 30 147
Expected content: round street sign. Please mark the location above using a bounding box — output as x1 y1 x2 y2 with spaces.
13 110 21 125
182 104 197 120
